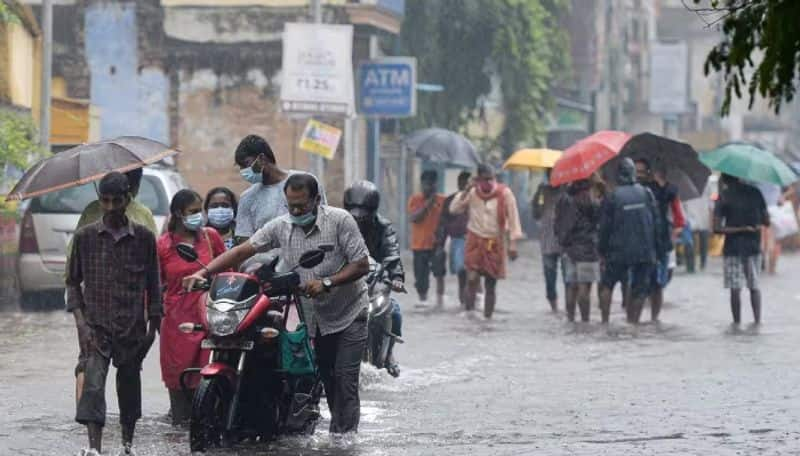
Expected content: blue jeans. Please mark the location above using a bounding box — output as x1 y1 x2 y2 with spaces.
391 298 402 337
542 253 565 301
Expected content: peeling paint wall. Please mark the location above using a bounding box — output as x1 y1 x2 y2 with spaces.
85 2 168 142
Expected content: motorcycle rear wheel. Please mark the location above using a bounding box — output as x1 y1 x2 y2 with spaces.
190 377 231 452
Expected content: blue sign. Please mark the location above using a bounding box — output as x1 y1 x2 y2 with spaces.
358 58 416 118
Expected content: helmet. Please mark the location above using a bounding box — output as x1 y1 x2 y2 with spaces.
343 180 380 223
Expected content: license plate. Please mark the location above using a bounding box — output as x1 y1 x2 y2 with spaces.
201 339 255 351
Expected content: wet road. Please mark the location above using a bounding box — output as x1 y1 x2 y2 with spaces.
2 242 800 455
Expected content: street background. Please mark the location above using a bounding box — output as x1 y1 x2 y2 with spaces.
2 241 799 455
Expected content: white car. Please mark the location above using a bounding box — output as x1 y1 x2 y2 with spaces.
16 166 187 310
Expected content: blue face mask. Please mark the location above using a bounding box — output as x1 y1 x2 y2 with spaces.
289 210 316 227
240 166 262 184
207 207 234 228
182 212 205 231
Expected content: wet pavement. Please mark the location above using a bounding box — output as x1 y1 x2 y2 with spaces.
2 241 800 455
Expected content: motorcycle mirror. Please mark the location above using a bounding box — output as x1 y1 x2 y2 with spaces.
298 249 325 269
176 243 199 263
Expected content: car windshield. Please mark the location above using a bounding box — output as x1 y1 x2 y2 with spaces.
29 175 169 215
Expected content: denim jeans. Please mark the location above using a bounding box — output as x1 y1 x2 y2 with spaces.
542 253 564 301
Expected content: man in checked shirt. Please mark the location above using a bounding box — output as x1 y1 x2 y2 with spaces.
66 172 162 456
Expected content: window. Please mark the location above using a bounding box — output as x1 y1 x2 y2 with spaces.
30 174 169 215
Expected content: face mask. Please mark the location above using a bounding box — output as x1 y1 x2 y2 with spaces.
240 159 262 184
478 180 496 194
207 207 234 228
289 211 316 227
182 212 205 231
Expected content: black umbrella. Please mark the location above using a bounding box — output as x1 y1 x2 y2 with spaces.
605 133 711 200
403 128 481 169
6 136 180 200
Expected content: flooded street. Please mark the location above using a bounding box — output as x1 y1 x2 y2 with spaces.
2 243 800 455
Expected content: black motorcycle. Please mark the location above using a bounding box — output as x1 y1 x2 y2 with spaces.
363 256 403 375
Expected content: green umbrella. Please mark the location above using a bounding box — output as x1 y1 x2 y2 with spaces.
700 143 798 187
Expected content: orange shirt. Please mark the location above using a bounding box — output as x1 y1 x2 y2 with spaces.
407 193 446 251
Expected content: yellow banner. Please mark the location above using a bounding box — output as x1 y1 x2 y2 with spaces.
298 119 342 160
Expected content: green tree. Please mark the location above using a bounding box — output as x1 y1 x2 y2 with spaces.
400 0 570 156
0 1 21 24
0 111 44 191
690 0 800 115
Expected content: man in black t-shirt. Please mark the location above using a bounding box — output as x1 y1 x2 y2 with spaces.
713 174 770 325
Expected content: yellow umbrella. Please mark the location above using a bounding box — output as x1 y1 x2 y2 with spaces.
503 148 563 170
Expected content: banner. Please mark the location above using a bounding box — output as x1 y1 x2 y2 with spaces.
649 42 689 115
298 119 342 160
280 23 354 115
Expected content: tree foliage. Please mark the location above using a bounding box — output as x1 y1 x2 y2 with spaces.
400 0 570 157
0 111 45 190
690 0 800 115
0 1 21 24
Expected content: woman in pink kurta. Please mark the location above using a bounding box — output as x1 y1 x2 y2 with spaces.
157 189 226 425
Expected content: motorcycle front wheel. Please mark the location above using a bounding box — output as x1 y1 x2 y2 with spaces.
190 376 231 452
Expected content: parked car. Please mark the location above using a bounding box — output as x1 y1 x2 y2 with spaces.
16 166 187 310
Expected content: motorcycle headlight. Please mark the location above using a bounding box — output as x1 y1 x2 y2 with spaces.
207 305 250 337
369 293 386 313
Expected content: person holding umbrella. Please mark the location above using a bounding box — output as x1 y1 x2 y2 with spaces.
635 159 685 322
450 164 523 319
66 172 162 455
713 174 770 325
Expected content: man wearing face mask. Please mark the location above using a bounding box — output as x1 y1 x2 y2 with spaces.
234 135 326 244
343 180 406 377
449 164 523 319
183 174 370 434
67 172 162 455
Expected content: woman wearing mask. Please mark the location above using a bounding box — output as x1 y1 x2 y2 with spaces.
204 187 238 250
157 189 226 425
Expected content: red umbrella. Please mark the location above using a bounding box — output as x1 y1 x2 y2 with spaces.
550 130 631 186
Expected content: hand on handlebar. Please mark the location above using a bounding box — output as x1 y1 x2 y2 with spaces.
182 272 208 292
302 279 326 298
391 279 407 293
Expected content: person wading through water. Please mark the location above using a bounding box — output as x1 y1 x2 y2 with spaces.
450 164 523 319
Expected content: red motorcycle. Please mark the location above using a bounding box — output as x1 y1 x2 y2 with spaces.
175 244 327 452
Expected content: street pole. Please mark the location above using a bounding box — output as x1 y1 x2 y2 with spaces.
309 0 324 180
39 0 53 151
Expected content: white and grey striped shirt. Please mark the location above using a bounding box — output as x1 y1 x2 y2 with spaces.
249 205 368 336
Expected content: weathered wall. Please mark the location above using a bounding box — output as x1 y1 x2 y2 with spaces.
84 1 169 142
175 68 311 197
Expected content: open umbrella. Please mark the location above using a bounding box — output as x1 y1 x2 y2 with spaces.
605 133 711 200
5 136 179 201
403 128 480 169
503 148 562 170
550 130 631 186
700 143 798 187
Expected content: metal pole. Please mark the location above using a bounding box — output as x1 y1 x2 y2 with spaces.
39 0 53 151
398 143 408 249
309 0 324 179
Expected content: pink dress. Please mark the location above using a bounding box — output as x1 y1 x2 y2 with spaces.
157 228 225 390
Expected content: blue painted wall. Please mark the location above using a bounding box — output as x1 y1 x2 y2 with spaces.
85 2 168 143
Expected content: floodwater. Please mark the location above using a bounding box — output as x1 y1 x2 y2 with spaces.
2 243 800 455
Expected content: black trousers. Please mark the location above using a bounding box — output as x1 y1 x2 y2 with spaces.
76 352 142 427
412 249 445 296
315 314 367 434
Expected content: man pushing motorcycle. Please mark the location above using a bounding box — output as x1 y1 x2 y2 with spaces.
183 173 370 434
344 180 406 377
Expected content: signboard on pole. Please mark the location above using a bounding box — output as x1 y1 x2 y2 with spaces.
649 41 689 115
280 23 355 115
298 119 342 160
357 57 417 117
